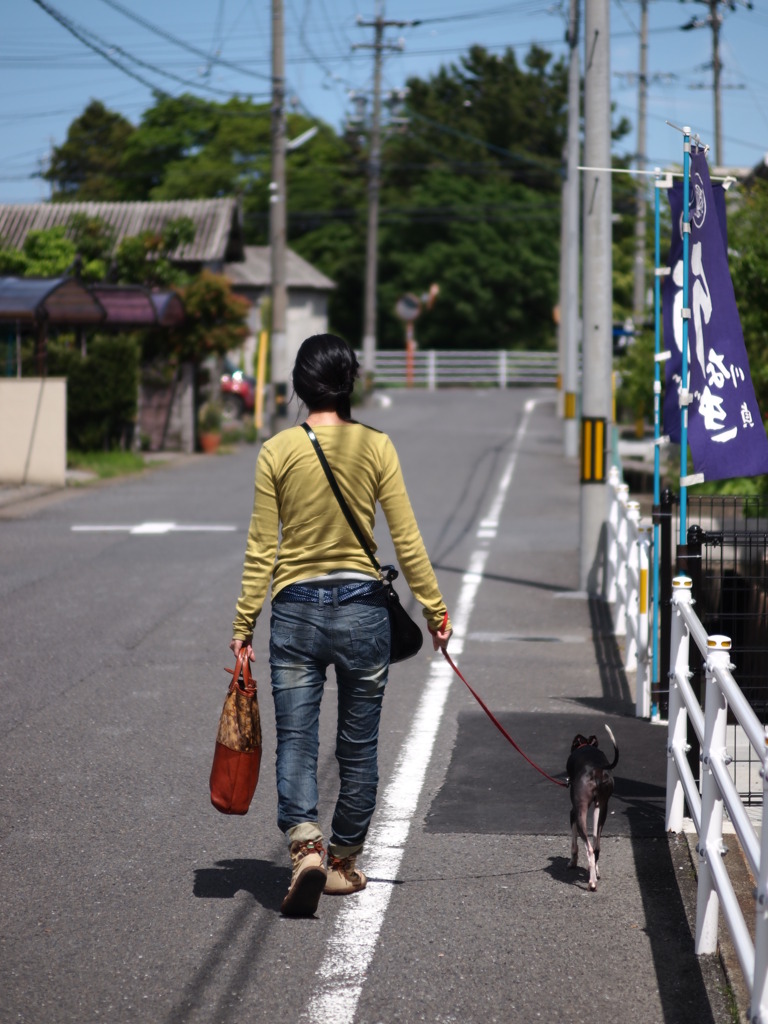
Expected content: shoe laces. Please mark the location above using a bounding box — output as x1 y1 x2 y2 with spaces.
327 853 358 876
292 839 326 861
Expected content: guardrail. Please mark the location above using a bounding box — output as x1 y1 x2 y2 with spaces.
605 470 768 1015
363 350 559 389
606 467 652 718
666 575 768 1023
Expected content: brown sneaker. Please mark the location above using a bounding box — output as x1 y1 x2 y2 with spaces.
280 839 327 917
323 853 367 895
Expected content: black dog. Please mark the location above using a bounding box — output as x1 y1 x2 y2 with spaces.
566 725 619 891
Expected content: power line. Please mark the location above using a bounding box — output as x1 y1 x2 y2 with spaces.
31 0 260 99
30 0 168 95
94 0 271 81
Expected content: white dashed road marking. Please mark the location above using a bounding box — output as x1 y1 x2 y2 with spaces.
71 522 237 535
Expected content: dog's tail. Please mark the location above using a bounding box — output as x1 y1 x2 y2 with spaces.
605 724 619 769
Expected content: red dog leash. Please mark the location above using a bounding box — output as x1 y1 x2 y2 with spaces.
433 613 567 789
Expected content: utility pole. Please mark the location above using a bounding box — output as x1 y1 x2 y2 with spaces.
559 0 581 460
579 0 613 593
270 0 288 422
632 0 649 327
354 4 412 387
681 0 753 168
617 4 675 327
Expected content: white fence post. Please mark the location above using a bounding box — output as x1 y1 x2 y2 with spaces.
695 634 732 956
499 350 508 389
606 466 621 603
666 575 693 833
751 726 768 1024
624 500 641 671
427 350 437 392
614 483 630 635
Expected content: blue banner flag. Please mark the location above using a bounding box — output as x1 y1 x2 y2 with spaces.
662 175 727 443
664 150 768 480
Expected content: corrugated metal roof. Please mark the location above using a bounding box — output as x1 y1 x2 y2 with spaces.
225 246 335 291
0 277 105 323
151 291 186 327
0 277 186 327
90 285 156 325
0 199 243 264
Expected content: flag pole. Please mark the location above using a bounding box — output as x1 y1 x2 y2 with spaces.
651 169 666 722
679 127 692 545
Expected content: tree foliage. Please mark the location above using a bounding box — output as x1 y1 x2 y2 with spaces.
728 179 768 418
44 101 136 201
22 334 141 451
38 44 632 352
169 270 250 364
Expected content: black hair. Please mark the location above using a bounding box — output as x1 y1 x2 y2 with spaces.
292 334 359 420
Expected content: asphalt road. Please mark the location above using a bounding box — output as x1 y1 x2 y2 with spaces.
0 389 733 1024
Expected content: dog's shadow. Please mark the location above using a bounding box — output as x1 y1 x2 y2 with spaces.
193 858 286 912
544 854 593 891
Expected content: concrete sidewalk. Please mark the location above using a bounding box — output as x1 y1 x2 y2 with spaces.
372 389 747 1024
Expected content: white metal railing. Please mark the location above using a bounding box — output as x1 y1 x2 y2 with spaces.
666 575 768 1023
363 349 559 389
606 467 652 718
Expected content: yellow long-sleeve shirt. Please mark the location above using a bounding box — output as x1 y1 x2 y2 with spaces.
232 422 450 639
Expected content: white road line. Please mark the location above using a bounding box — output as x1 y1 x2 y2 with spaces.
301 398 537 1024
71 522 237 534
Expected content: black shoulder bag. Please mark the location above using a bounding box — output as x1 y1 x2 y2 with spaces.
301 423 424 663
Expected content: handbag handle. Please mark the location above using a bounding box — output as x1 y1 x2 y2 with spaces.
225 647 256 696
301 423 383 575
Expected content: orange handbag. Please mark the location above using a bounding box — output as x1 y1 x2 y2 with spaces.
209 649 262 815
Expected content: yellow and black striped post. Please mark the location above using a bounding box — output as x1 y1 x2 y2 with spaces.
580 416 606 484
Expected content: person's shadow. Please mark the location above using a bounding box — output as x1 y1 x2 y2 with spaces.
193 859 286 913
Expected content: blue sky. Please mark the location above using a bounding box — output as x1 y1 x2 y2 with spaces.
2 0 767 204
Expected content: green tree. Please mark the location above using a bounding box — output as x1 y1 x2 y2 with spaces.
377 172 560 350
386 46 567 194
68 214 115 281
729 179 768 417
19 226 75 277
38 44 624 353
114 217 195 287
121 94 267 201
367 45 570 348
44 100 136 201
169 270 250 365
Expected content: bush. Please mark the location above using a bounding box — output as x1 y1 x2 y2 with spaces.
45 334 140 451
198 399 223 433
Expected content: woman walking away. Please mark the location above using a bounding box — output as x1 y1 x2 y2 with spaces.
230 334 452 918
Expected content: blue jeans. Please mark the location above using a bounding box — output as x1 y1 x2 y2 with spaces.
269 595 390 849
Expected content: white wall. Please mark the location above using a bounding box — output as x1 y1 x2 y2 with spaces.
286 292 329 373
227 289 329 380
0 378 67 486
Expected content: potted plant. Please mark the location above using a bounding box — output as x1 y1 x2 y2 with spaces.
198 400 223 454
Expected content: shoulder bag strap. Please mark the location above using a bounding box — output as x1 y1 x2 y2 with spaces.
300 422 381 574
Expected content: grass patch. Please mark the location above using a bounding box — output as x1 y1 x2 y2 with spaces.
67 450 147 480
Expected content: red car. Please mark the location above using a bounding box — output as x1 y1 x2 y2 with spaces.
220 361 256 419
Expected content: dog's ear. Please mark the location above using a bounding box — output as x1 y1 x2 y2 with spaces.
571 734 587 750
588 735 599 747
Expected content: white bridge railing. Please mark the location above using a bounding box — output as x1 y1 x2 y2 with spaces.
606 466 652 718
365 349 559 389
605 469 768 1017
666 575 768 1024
